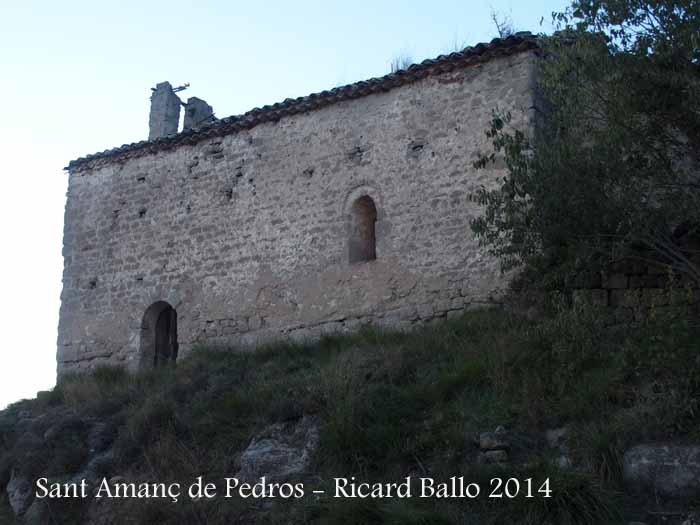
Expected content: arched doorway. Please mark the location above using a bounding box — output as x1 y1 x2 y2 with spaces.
140 301 178 368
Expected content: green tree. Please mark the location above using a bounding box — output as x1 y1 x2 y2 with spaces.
471 0 700 286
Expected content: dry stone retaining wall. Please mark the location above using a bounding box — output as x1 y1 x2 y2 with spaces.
571 259 700 323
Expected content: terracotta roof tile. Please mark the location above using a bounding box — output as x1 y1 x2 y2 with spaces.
66 32 538 171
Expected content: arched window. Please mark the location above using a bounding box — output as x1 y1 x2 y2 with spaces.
139 301 178 369
349 195 377 263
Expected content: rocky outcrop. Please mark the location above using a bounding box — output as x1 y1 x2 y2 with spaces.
1 407 116 523
476 426 510 465
236 416 320 481
545 426 573 469
623 444 700 500
6 469 33 517
22 498 50 525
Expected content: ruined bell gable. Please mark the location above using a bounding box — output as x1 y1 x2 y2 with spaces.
57 34 538 376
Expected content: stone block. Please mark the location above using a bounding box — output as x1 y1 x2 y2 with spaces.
478 450 509 464
342 319 363 332
641 288 668 307
287 328 310 344
570 270 602 289
320 322 343 335
648 263 671 276
58 344 78 363
395 305 418 321
610 289 640 308
572 289 608 307
609 259 647 275
612 307 634 324
479 428 509 451
435 299 452 314
629 274 661 288
628 261 649 275
623 445 700 500
417 303 434 320
450 297 466 310
602 273 629 289
545 426 569 449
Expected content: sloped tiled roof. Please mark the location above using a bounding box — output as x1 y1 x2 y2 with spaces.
66 32 538 172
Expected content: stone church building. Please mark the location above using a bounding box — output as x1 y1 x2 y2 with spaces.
58 33 538 376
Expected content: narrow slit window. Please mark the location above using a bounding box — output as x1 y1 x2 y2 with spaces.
349 195 377 263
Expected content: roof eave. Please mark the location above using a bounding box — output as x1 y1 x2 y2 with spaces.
66 33 539 173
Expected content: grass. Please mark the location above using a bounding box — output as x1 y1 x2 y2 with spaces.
0 305 698 523
389 53 414 73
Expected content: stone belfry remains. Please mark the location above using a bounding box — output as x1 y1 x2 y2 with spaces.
58 33 538 376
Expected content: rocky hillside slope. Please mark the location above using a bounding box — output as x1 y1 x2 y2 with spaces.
1 307 699 524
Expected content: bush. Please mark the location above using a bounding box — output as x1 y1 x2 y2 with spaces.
471 2 700 286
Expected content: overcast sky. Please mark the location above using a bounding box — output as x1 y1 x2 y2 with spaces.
0 0 568 409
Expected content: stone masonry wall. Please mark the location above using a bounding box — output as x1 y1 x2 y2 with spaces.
57 51 537 376
571 259 700 323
